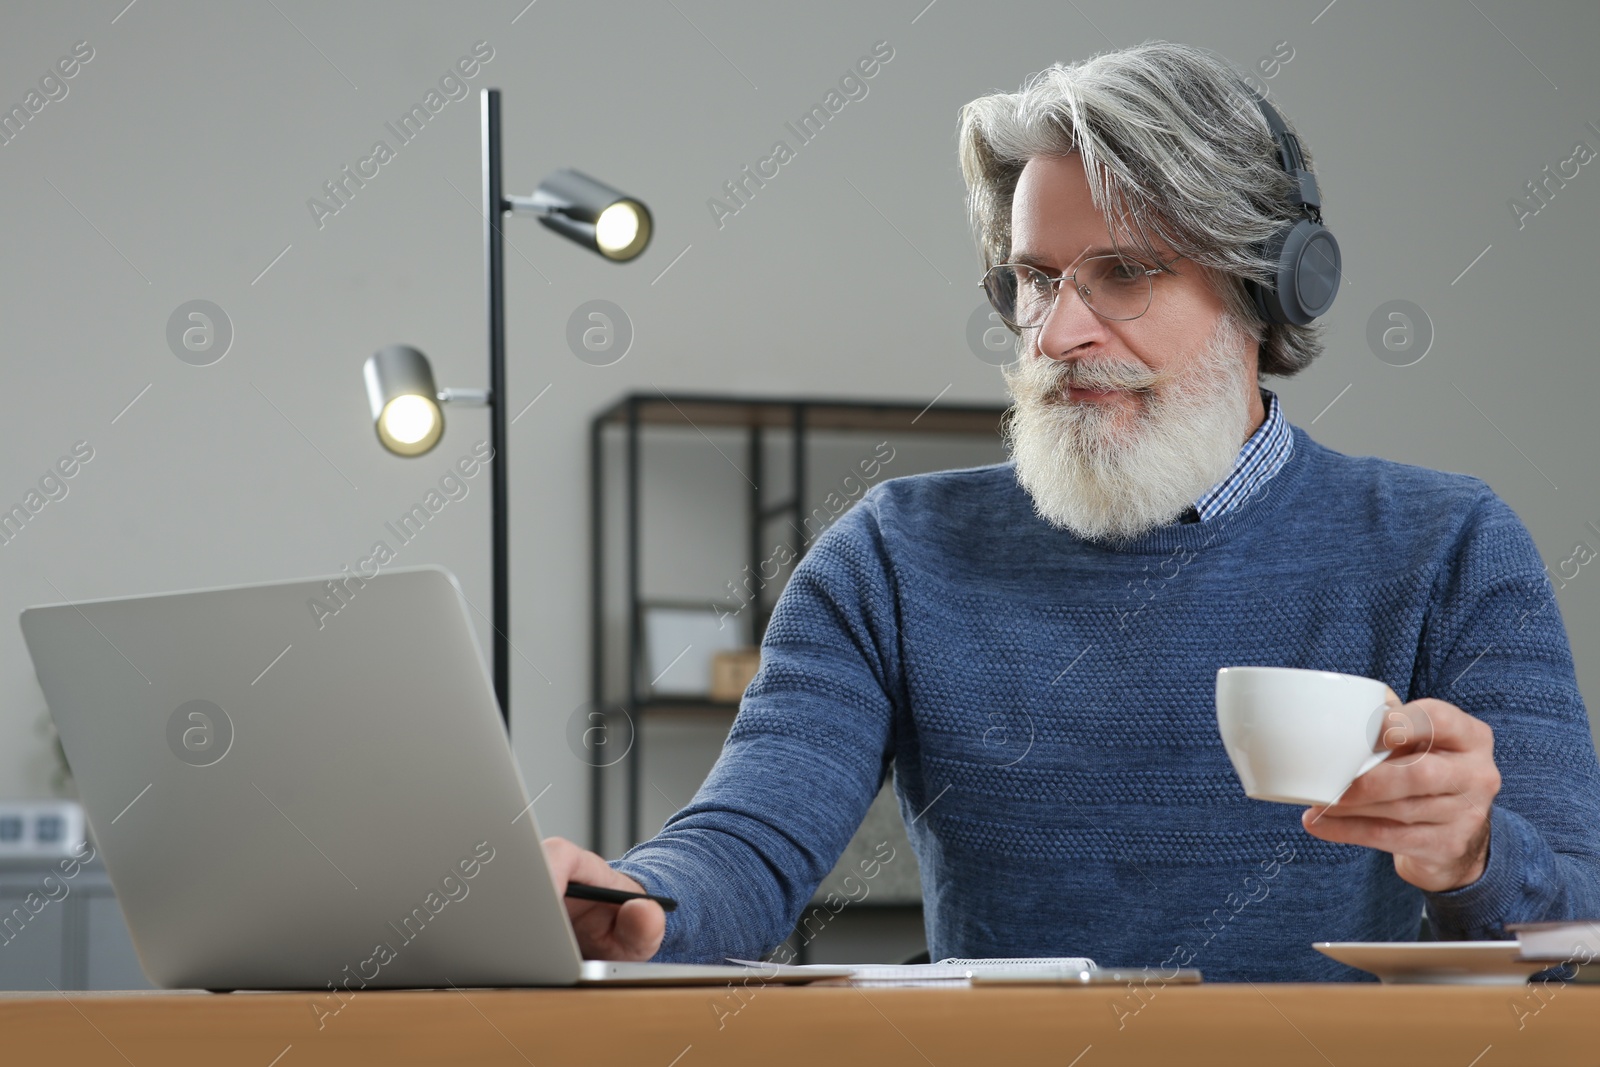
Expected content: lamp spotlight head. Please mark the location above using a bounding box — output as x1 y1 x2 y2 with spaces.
527 168 652 261
364 345 443 456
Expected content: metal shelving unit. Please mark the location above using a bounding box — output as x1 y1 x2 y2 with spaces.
588 392 1009 853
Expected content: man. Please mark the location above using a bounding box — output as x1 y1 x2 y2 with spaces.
544 41 1600 980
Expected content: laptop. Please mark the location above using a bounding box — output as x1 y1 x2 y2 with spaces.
20 565 847 989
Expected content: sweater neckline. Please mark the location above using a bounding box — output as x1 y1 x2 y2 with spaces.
1012 423 1315 556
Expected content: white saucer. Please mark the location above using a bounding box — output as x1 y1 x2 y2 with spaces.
1314 941 1551 985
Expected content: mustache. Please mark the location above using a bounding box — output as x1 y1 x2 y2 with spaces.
1013 356 1163 395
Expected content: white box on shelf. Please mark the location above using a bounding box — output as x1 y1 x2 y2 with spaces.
0 800 86 859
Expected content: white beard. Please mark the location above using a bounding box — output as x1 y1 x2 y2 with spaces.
1000 312 1256 543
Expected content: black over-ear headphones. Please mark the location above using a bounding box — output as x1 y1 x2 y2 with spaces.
1238 86 1341 326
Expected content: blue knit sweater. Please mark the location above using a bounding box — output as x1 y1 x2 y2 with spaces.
613 424 1600 981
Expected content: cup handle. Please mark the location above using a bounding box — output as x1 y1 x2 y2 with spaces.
1355 747 1393 778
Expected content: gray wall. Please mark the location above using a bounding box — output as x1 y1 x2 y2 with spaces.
3 0 1598 855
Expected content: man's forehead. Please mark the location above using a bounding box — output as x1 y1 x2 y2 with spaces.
1010 235 1178 268
1010 155 1172 265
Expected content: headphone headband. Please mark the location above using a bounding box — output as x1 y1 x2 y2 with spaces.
1239 84 1340 327
1252 92 1322 218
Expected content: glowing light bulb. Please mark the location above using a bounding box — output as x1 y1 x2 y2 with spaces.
381 394 438 446
595 202 641 255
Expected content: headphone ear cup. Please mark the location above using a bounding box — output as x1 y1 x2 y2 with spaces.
1243 266 1275 324
1244 223 1294 326
1275 220 1341 326
1246 220 1342 326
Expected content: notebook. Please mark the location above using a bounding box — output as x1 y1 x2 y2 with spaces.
729 956 1097 987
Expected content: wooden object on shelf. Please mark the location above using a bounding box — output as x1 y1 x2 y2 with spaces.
710 648 761 702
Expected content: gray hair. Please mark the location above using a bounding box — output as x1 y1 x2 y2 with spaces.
957 40 1325 378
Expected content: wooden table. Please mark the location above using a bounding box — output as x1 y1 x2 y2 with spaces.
3 982 1593 1065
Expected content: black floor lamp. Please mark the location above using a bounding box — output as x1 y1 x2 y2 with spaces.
360 87 652 730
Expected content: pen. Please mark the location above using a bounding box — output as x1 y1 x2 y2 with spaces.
565 881 679 912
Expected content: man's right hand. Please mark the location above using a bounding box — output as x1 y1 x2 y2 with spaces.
541 836 666 961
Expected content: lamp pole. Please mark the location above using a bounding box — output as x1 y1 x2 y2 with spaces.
483 88 511 727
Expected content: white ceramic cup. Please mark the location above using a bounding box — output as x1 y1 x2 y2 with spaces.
1216 666 1397 805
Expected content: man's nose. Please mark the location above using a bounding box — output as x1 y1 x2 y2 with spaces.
1034 282 1111 361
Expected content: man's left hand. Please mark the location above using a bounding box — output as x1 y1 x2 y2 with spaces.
1301 691 1501 892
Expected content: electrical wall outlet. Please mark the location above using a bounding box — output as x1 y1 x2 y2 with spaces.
0 800 86 858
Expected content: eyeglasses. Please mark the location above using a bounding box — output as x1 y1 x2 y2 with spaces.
980 255 1168 330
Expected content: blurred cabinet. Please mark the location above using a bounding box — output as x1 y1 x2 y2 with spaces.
0 858 153 991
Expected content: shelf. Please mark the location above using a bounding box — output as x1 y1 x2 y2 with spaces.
590 390 1009 853
593 392 1009 436
636 697 741 711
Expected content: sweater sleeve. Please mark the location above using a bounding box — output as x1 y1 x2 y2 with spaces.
608 490 901 963
1417 488 1600 939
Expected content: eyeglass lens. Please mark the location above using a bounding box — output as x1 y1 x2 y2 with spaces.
984 256 1153 326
